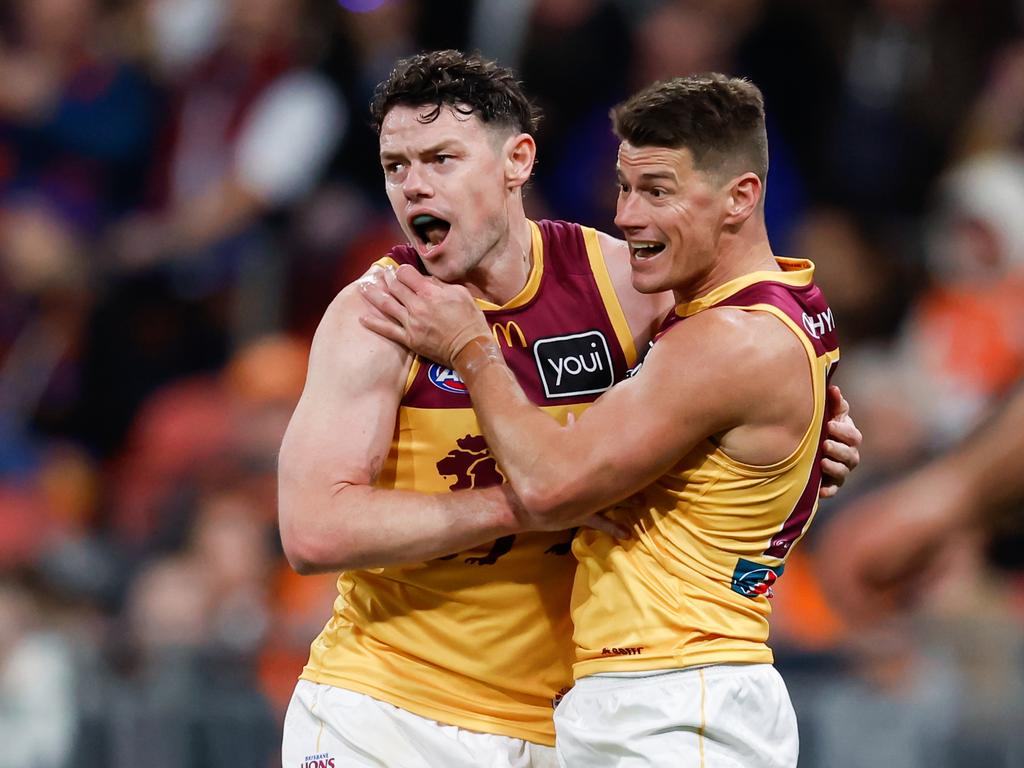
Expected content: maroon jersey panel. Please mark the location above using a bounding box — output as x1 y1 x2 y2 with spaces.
396 220 633 409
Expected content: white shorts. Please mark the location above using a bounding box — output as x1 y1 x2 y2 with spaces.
554 664 798 768
282 679 559 768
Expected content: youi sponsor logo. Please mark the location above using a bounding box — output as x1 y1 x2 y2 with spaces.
533 330 614 398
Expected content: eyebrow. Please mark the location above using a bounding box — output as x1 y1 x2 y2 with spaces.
616 169 677 183
381 140 463 162
637 171 676 182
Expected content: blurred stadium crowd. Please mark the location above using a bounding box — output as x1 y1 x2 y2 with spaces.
0 0 1022 766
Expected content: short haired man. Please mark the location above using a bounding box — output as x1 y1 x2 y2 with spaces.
282 54 859 767
362 73 836 767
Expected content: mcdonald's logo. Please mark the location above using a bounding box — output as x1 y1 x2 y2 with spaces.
491 321 527 347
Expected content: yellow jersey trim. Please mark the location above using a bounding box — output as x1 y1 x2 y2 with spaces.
705 304 837 481
403 357 421 396
674 258 815 318
474 220 545 311
373 255 400 270
583 226 639 367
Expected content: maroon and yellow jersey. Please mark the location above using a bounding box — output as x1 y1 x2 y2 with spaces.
571 258 840 678
301 220 638 745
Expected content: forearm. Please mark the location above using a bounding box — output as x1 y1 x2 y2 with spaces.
278 481 523 573
455 338 603 525
941 384 1024 526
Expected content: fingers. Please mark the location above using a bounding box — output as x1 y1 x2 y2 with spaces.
827 384 850 419
584 513 629 539
395 263 431 291
827 416 862 448
818 482 839 499
383 265 425 310
822 439 858 472
359 276 410 325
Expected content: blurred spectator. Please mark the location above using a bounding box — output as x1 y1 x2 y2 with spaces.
113 553 276 768
898 151 1024 445
142 0 227 79
832 149 1024 490
72 0 342 455
0 575 77 768
111 0 344 271
958 38 1024 157
513 0 633 228
817 381 1024 624
0 0 159 237
0 0 159 454
106 333 304 556
819 0 1011 219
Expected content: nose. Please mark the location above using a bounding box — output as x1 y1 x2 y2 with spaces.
614 191 644 232
403 163 432 201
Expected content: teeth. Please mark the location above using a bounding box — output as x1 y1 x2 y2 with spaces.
631 242 663 259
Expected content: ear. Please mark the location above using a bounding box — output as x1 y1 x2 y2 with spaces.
723 172 762 226
504 133 536 190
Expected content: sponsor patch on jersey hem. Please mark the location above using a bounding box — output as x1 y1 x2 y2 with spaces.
730 558 784 599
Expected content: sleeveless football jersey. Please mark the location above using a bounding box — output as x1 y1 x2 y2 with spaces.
301 220 637 745
571 258 839 678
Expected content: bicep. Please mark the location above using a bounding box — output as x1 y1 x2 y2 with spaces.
280 284 411 491
553 324 741 505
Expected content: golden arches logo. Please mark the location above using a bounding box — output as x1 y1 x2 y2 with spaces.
491 321 527 347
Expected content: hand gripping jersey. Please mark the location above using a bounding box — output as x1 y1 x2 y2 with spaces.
571 258 839 678
300 220 638 745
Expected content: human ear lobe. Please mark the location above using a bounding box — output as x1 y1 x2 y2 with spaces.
505 133 536 189
725 173 761 225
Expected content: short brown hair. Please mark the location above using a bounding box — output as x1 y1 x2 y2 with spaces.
370 50 540 137
611 74 768 182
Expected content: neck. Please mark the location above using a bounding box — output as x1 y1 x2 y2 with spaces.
462 205 534 306
673 218 777 304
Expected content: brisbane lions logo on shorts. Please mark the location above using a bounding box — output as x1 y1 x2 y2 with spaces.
730 558 785 599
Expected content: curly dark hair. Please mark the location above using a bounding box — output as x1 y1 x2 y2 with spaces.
370 50 540 137
611 74 768 182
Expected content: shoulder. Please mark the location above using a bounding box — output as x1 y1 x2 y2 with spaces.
310 267 413 384
658 305 804 367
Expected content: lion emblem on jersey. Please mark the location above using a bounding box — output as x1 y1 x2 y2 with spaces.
436 434 504 490
435 434 513 565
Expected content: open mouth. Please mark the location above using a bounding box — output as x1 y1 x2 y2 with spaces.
630 242 665 260
411 214 451 253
